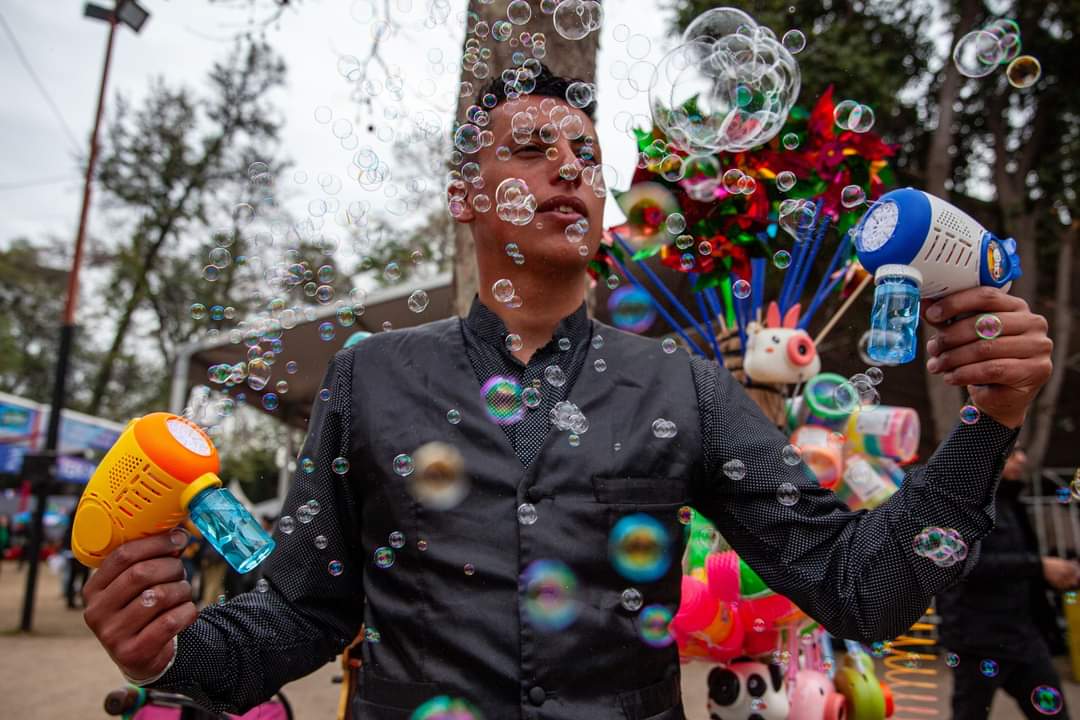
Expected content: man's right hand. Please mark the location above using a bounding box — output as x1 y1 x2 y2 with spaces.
83 528 199 682
1041 556 1080 591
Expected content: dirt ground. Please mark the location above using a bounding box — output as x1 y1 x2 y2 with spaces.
1 559 1076 719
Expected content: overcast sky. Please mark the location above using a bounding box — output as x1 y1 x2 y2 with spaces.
0 0 682 260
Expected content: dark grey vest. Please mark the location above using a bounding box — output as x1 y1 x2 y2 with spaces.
348 317 703 720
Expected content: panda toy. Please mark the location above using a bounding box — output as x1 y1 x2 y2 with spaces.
707 658 790 720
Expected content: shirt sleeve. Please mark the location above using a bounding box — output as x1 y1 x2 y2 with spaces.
688 356 1018 644
147 348 365 714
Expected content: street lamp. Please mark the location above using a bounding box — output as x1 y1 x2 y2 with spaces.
19 0 150 633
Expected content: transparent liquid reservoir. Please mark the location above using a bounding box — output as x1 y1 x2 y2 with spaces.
188 487 275 574
868 269 921 365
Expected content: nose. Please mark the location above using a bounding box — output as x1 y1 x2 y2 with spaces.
548 138 582 189
787 333 817 366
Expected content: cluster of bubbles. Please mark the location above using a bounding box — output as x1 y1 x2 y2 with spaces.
552 0 603 41
831 368 885 413
650 8 802 155
912 526 968 568
549 399 589 440
651 418 678 439
521 558 581 631
495 178 538 226
273 499 343 576
718 167 759 196
953 18 1041 89
778 197 817 240
833 99 876 134
609 513 673 583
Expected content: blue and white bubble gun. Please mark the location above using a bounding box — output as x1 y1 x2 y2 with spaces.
851 188 1022 364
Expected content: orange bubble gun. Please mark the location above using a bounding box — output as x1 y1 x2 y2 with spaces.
72 413 275 573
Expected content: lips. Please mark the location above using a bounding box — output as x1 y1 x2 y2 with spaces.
536 195 588 219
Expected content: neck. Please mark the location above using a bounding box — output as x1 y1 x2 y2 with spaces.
475 258 588 364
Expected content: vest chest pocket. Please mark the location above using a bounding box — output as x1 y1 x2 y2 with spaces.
592 476 690 507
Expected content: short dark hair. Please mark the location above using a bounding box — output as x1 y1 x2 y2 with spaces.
476 62 597 120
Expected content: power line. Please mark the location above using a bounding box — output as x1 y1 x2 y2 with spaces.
0 174 81 192
0 8 83 153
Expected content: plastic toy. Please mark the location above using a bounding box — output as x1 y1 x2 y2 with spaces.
788 670 847 720
72 413 275 573
744 302 821 385
834 648 895 720
707 660 790 720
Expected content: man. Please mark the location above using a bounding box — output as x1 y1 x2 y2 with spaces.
82 66 1054 719
939 448 1077 719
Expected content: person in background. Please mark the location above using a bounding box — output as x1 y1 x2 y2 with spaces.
62 513 90 609
0 514 10 578
939 447 1077 719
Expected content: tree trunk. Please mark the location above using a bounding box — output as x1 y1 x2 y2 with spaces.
919 0 978 441
1025 223 1075 474
451 0 602 316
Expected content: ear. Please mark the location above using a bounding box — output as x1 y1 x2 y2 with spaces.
783 303 801 329
768 662 785 692
766 301 781 329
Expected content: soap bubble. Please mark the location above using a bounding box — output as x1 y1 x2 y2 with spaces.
678 506 693 525
959 404 981 425
681 7 756 45
849 105 875 133
296 504 314 524
781 29 806 54
776 171 796 192
953 30 1003 78
975 313 1003 340
980 659 999 677
552 0 603 41
408 290 430 313
374 547 395 569
522 559 580 632
482 375 524 425
314 535 328 550
723 458 746 481
1006 56 1041 88
332 457 350 474
722 168 745 194
661 338 678 354
507 0 531 24
453 123 482 154
522 387 542 409
278 516 295 534
411 696 483 720
841 185 866 208
256 578 269 593
328 560 344 576
409 441 469 510
609 286 657 334
495 178 537 226
638 604 675 647
866 366 884 385
782 132 799 150
492 278 515 303
517 502 538 525
261 393 279 411
609 513 672 582
1031 685 1064 715
446 409 461 425
393 453 414 477
781 444 802 465
732 279 751 299
505 334 524 352
140 589 157 608
776 481 800 506
773 250 791 269
621 587 644 612
544 365 567 387
650 17 800 155
946 652 960 667
594 358 607 373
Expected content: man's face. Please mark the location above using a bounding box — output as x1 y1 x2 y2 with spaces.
453 94 606 273
1003 448 1027 482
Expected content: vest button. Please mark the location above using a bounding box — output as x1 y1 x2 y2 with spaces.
528 686 546 706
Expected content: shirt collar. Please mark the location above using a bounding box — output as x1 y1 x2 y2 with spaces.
464 295 590 350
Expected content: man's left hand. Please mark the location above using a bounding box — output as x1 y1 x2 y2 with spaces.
923 286 1052 429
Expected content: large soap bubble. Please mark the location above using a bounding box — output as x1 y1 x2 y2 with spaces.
651 14 800 154
681 6 757 45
